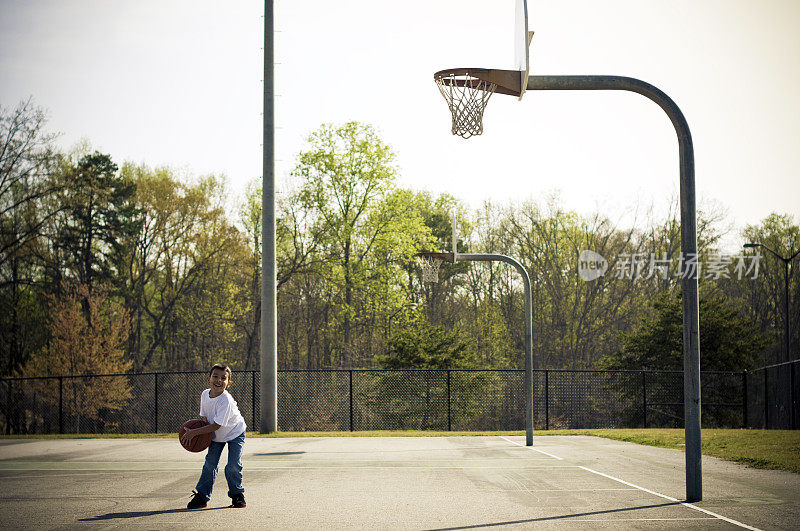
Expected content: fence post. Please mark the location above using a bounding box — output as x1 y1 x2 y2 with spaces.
764 369 769 429
59 376 64 434
252 371 257 430
5 380 10 435
154 373 159 433
447 369 452 432
545 370 549 431
349 370 354 432
791 362 796 430
642 371 648 429
742 371 748 428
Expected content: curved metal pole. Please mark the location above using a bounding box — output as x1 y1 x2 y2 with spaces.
457 253 534 446
526 75 701 501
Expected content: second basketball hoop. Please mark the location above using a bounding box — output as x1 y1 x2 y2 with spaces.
420 256 442 283
416 252 455 283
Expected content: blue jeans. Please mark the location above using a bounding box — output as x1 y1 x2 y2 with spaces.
194 431 245 500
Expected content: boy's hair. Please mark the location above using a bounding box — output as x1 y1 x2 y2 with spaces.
209 363 232 378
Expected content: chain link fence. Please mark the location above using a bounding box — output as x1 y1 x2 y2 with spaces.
1 363 795 435
744 360 798 430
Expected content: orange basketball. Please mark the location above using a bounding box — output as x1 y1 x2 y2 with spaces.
179 419 213 452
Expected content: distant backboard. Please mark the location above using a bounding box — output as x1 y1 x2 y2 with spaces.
515 0 533 100
452 212 458 258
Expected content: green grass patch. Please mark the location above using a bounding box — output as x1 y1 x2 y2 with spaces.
542 428 800 474
3 428 798 474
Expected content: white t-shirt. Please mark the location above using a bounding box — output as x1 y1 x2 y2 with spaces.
199 389 247 442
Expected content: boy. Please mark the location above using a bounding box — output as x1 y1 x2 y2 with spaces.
181 363 247 509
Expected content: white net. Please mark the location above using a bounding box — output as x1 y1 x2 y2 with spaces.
435 72 497 139
420 256 442 283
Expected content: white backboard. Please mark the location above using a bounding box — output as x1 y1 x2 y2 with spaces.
514 0 533 99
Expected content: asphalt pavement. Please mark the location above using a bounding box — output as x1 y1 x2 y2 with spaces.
0 435 797 529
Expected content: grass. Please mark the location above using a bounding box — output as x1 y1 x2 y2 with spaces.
570 428 800 474
3 428 798 474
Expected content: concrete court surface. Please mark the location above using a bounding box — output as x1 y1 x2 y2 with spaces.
0 435 797 529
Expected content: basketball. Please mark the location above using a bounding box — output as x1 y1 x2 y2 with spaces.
179 419 213 452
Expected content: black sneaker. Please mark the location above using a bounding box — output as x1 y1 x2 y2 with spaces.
231 493 246 508
187 490 207 510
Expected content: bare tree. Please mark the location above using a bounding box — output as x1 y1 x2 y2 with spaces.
0 99 60 274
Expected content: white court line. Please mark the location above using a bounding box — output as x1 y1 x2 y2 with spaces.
497 437 759 529
499 436 564 460
574 518 717 522
579 466 761 531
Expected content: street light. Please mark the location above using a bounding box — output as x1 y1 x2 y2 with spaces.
744 242 800 363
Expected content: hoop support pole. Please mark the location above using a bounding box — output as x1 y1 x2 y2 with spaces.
526 75 700 501
456 253 534 446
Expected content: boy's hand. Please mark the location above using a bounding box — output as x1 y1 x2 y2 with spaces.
200 416 208 423
180 428 196 446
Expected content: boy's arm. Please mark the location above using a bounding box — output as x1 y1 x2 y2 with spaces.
180 422 221 445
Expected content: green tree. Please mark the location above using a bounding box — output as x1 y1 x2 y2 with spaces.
117 164 250 370
237 181 263 369
596 290 769 427
598 291 770 371
504 198 645 369
459 299 515 368
373 320 495 429
733 213 799 363
21 282 132 433
51 151 139 293
292 122 431 367
376 320 474 369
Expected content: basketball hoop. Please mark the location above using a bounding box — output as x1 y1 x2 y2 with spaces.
419 256 442 283
435 70 497 139
416 252 456 283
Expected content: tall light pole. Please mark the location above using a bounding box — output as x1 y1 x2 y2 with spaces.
261 0 277 433
744 243 800 363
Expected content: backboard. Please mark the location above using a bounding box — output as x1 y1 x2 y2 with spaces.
515 0 533 100
433 0 533 137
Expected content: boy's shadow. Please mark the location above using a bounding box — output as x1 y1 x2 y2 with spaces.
79 506 229 521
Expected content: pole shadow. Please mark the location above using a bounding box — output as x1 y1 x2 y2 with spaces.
426 501 688 530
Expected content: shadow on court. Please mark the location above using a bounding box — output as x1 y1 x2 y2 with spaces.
79 506 229 521
429 502 685 530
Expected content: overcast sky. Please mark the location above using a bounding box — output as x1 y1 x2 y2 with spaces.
1 0 798 251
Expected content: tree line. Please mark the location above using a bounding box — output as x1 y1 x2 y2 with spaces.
2 99 798 380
